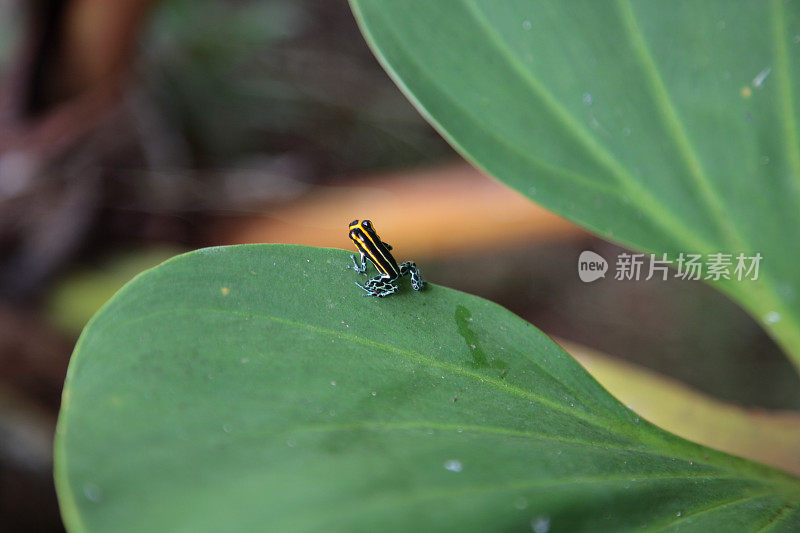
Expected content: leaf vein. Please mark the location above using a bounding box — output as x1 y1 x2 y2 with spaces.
108 305 617 433
756 502 799 532
98 304 799 488
287 421 736 469
654 491 776 531
770 0 800 209
459 0 714 254
615 0 739 251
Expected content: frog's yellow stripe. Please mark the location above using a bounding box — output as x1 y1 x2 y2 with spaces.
359 227 392 268
355 231 394 277
349 220 399 278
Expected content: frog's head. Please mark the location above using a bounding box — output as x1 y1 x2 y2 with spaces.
349 219 376 234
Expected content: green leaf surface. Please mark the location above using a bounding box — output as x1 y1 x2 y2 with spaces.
56 245 800 532
348 0 800 367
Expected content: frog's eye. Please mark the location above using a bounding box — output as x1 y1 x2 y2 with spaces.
362 220 371 229
348 219 359 227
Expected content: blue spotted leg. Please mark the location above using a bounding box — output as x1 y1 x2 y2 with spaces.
400 261 424 291
356 275 398 298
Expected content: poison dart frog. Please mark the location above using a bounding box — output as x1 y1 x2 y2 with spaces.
347 219 424 297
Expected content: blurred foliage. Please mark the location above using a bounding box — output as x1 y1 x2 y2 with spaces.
46 248 182 337
568 340 800 475
140 0 451 174
0 0 19 71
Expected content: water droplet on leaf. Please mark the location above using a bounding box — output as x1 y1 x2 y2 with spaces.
531 516 550 533
444 459 463 472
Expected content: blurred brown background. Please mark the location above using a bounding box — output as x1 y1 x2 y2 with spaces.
1 1 798 530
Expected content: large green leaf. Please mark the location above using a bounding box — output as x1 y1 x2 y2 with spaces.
348 0 800 367
56 245 800 531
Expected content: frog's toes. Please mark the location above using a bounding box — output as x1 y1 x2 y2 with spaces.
354 281 371 294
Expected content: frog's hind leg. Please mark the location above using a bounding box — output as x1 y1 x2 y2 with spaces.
400 261 425 291
357 275 398 298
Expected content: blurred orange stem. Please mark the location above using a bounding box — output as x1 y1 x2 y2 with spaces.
220 162 586 257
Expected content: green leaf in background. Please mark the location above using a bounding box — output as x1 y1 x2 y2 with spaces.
348 0 800 368
46 248 183 337
56 245 800 531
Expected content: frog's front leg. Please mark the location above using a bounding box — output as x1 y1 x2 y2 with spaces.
399 261 425 291
356 275 398 298
346 252 368 274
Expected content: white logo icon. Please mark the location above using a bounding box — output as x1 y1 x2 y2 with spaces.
578 251 608 282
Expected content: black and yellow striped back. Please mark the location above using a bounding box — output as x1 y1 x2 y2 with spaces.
348 219 400 279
